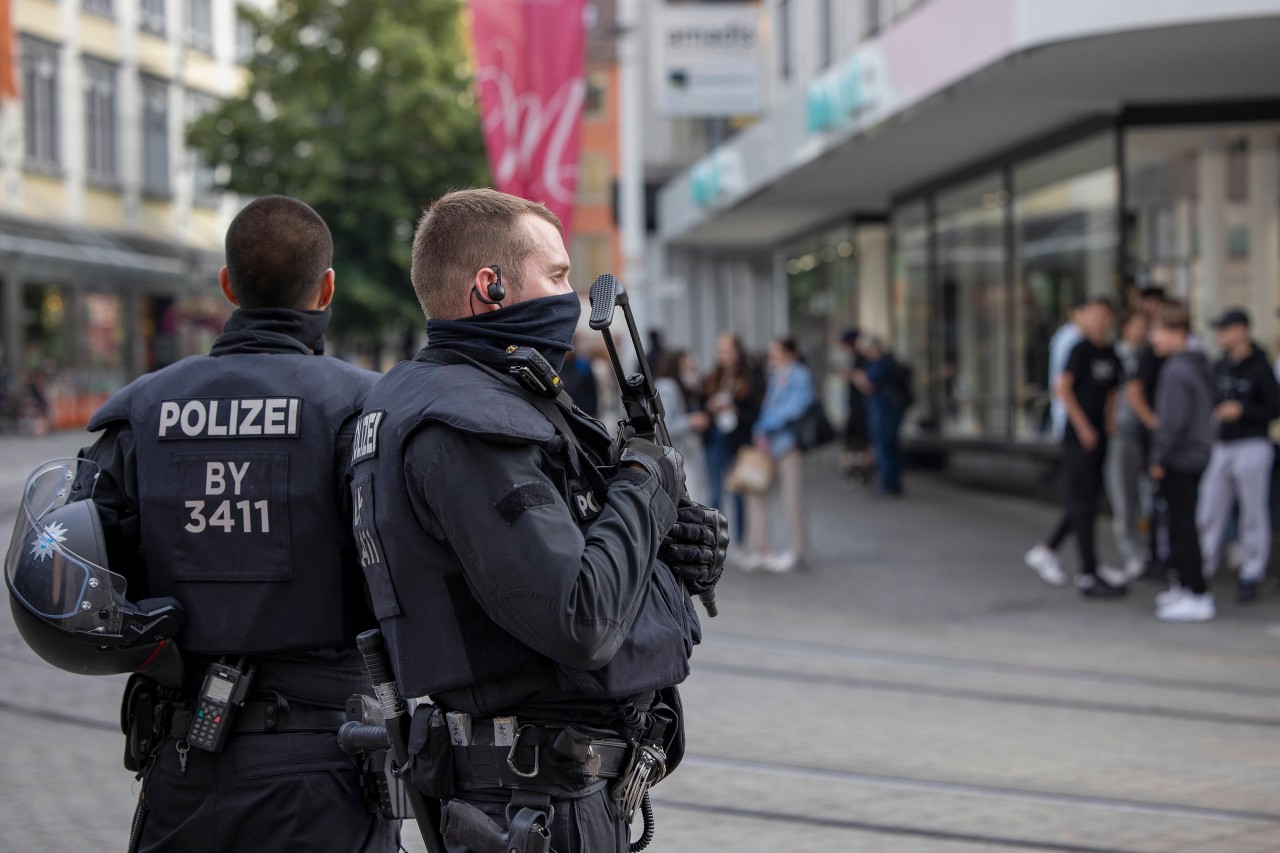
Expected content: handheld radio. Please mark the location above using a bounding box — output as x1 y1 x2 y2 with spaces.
187 659 254 753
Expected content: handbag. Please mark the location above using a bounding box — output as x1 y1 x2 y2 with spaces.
790 400 836 452
724 446 773 494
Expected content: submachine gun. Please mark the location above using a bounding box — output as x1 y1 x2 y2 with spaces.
589 272 718 619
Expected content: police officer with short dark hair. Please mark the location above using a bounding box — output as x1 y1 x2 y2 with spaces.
351 188 724 852
76 196 398 851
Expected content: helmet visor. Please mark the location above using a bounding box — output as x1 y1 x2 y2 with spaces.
5 459 128 626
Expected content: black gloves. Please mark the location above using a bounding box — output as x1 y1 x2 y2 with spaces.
620 437 686 505
660 502 729 598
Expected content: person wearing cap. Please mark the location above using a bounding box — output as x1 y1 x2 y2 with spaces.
1196 308 1280 603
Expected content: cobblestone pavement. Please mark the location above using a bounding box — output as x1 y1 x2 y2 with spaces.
2 434 1279 852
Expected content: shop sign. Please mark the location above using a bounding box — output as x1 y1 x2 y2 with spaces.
806 51 887 135
655 2 763 118
690 148 745 207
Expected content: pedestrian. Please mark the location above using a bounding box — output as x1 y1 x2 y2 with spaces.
1025 296 1129 597
742 337 815 573
704 332 764 540
350 188 725 852
561 332 600 418
854 335 909 496
1148 301 1217 621
1106 309 1150 580
1125 286 1170 577
1048 298 1085 439
8 197 398 851
838 327 873 484
655 349 710 505
1197 308 1280 603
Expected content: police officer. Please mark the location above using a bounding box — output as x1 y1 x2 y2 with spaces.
350 188 726 852
73 196 397 851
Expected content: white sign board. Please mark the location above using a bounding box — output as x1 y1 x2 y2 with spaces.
654 3 763 118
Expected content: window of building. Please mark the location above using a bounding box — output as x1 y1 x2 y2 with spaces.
865 0 882 39
187 0 213 53
235 13 256 64
933 172 1010 438
186 89 219 204
578 152 611 206
83 0 113 17
778 0 791 82
570 233 614 284
891 202 932 430
140 0 166 36
83 57 119 185
141 75 170 196
21 37 60 171
819 0 835 70
1125 124 1280 346
1012 133 1117 441
584 72 607 120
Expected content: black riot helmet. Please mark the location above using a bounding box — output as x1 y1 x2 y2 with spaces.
5 459 184 685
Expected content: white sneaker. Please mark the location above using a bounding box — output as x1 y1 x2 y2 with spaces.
1024 545 1067 587
1124 557 1146 582
1157 592 1215 622
737 552 766 573
1155 584 1184 608
762 551 798 573
1098 564 1129 588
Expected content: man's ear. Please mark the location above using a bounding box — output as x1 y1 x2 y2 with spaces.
313 269 336 310
470 267 503 313
219 267 239 306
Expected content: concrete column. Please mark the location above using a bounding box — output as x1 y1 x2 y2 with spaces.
1195 132 1226 337
2 269 23 398
772 249 789 340
856 224 891 339
1248 129 1279 353
60 0 86 220
617 0 649 336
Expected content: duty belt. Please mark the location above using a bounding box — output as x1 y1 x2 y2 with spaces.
451 719 631 788
166 698 348 738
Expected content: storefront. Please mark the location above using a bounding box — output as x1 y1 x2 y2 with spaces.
878 111 1280 449
0 220 224 432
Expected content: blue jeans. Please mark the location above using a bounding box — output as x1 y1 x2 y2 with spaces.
704 427 746 540
869 404 903 494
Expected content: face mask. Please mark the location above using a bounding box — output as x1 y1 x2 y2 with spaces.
426 292 583 365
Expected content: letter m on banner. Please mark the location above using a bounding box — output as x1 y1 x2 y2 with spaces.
467 0 587 238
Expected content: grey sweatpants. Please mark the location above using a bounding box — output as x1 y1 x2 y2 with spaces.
1197 438 1274 583
1105 430 1146 565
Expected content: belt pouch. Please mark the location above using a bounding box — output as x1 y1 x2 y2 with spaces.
408 707 455 799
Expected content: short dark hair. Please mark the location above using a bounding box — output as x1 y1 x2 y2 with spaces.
1085 295 1114 311
1140 286 1167 302
412 188 563 320
224 196 333 310
1154 300 1191 332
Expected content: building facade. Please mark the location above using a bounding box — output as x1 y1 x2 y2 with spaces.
656 0 1280 454
0 0 257 431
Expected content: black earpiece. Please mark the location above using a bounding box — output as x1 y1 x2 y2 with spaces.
473 265 505 305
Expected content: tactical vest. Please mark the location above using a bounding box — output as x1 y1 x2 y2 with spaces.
89 351 377 654
352 354 697 700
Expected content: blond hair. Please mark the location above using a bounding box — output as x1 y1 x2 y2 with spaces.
411 188 563 319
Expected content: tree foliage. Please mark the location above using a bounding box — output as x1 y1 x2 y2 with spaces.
188 0 488 344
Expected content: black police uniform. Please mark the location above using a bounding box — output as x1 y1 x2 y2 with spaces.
80 308 398 852
351 345 699 852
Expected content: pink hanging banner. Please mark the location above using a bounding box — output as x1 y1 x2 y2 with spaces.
469 0 588 238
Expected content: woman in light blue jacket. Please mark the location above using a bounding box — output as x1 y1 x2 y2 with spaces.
743 338 815 572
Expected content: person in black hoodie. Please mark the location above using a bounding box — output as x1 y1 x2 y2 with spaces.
1197 308 1280 603
1149 302 1217 622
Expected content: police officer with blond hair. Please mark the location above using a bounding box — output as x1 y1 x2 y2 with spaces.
351 188 725 852
74 196 397 851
